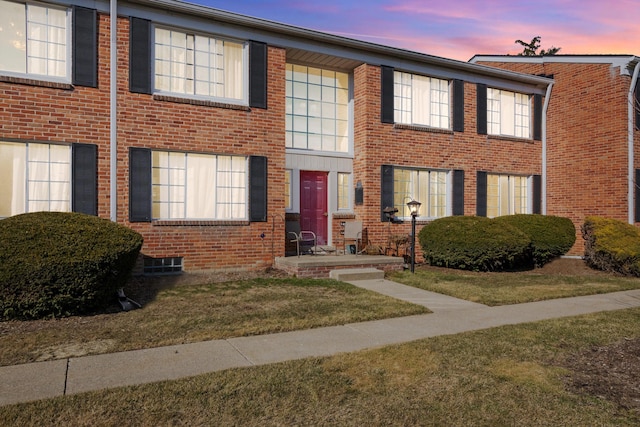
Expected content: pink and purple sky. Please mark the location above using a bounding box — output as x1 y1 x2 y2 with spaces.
189 0 640 61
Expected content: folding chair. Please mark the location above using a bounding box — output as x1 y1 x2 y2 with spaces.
286 221 317 257
343 221 363 255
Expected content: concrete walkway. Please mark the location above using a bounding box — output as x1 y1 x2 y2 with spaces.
2 276 640 406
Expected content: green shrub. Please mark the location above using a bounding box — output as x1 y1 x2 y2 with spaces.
494 214 576 267
582 216 640 276
0 212 143 320
418 216 532 272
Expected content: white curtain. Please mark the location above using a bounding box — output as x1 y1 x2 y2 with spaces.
224 41 243 100
0 143 26 217
412 74 431 126
186 154 216 219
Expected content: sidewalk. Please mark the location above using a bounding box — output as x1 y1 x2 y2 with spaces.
1 278 640 406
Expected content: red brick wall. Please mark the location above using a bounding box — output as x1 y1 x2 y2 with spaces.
0 13 286 272
477 60 638 255
352 64 543 261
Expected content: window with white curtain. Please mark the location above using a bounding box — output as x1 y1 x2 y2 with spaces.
394 71 450 129
487 88 531 138
285 64 349 153
337 172 349 210
0 1 69 79
393 167 449 219
154 27 246 102
0 141 71 217
151 151 247 220
486 174 529 217
284 169 292 210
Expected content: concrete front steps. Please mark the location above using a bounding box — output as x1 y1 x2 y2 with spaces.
329 268 385 281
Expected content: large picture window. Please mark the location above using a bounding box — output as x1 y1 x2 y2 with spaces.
285 64 349 153
394 71 450 129
486 173 528 217
487 88 531 138
0 141 71 217
154 27 246 102
393 168 448 219
151 151 247 220
0 1 69 79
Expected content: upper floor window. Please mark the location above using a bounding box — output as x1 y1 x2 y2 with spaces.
394 71 450 129
0 141 71 217
151 151 247 220
393 167 449 219
154 27 247 103
487 88 531 138
286 64 349 153
486 173 528 217
0 1 69 80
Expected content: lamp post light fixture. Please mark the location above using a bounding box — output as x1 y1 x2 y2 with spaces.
406 199 421 273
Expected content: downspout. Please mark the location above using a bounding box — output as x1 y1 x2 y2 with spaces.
110 0 117 222
541 81 554 214
628 60 640 224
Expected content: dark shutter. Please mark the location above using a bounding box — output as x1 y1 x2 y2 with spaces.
636 80 640 131
71 143 97 215
452 79 465 132
532 174 542 214
452 169 464 215
129 17 152 94
381 164 394 221
249 156 268 222
476 83 487 135
380 66 395 124
636 169 640 222
72 6 97 87
129 148 152 222
533 94 542 141
249 41 268 109
476 171 487 216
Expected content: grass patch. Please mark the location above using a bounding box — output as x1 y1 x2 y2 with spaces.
388 268 640 305
0 277 427 366
2 308 639 425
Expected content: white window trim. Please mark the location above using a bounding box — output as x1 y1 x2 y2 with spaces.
394 167 452 221
151 151 249 221
487 88 532 139
0 1 72 83
151 25 249 106
393 70 451 130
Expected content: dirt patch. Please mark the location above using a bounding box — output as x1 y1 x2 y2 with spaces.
559 337 640 413
532 257 608 276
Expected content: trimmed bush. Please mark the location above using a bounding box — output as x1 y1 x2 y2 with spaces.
582 216 640 276
494 214 576 267
0 212 143 320
418 216 532 271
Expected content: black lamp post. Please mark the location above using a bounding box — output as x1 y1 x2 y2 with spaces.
406 199 421 273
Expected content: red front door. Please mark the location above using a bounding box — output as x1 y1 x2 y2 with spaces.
300 171 328 245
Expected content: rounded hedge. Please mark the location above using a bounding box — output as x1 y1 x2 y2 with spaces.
493 214 576 267
582 216 640 276
418 216 532 271
0 212 143 320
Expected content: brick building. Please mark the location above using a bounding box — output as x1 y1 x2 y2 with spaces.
0 0 552 273
471 55 640 254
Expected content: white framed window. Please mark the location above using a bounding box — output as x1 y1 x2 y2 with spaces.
284 169 292 210
393 168 449 219
486 174 529 217
394 71 450 129
285 64 349 153
0 141 71 217
487 88 531 138
153 27 247 103
151 151 247 220
0 1 70 80
337 172 350 210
